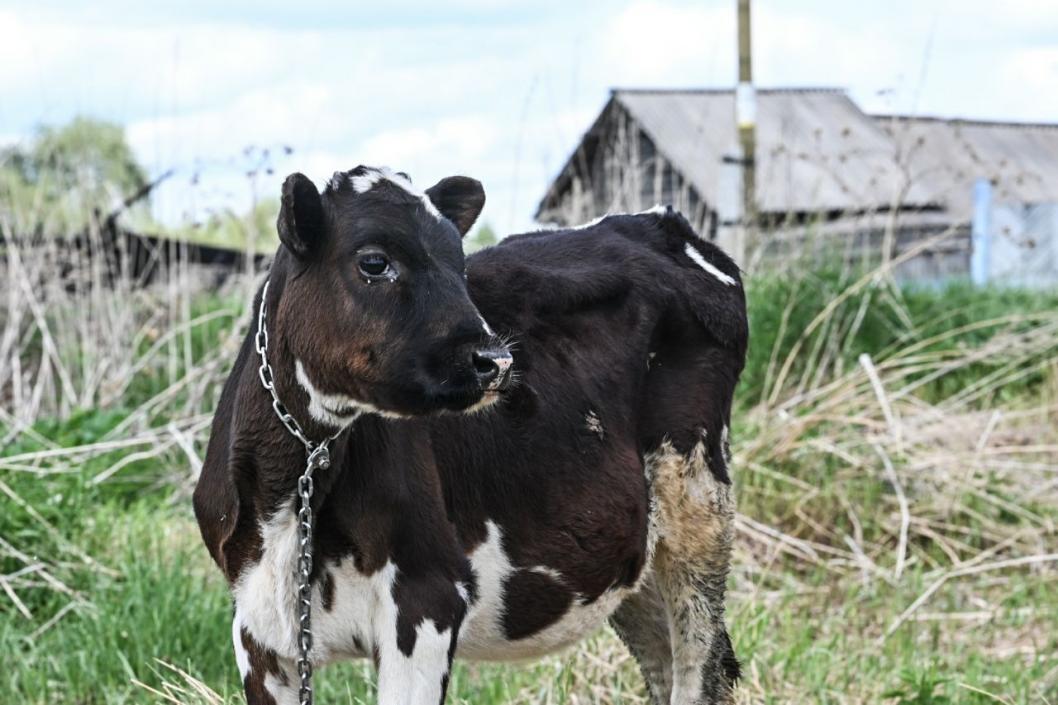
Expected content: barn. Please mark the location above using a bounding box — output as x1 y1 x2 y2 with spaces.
536 88 1058 282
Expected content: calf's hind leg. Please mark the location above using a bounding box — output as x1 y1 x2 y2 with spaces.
648 439 740 705
610 574 673 705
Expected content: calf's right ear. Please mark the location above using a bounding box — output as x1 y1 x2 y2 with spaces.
277 172 325 257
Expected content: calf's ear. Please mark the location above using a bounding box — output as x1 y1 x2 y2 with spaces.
277 173 325 257
426 176 486 236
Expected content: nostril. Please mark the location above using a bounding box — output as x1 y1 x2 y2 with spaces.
472 352 500 385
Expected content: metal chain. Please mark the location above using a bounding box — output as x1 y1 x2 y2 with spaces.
255 279 342 705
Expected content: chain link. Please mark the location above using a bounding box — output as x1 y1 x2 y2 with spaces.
255 279 341 705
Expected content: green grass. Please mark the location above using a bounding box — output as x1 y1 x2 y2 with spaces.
5 484 1054 704
2 268 1057 704
742 264 1058 410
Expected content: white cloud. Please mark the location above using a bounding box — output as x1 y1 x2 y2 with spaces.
602 2 732 85
3 0 1058 235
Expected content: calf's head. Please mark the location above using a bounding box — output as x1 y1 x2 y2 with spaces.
267 165 511 425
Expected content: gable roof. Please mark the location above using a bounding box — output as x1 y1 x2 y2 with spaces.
615 87 937 215
538 88 1058 224
876 115 1058 216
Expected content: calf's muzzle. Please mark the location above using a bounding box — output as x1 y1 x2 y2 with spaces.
472 348 514 392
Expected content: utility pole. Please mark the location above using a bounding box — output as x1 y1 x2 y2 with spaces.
736 0 756 261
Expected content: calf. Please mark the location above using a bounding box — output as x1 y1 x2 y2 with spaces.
193 166 747 705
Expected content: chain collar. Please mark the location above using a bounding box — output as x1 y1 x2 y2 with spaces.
255 278 342 705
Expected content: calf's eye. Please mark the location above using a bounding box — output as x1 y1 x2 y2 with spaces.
357 252 394 280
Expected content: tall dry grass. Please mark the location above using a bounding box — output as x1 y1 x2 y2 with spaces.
0 214 260 637
1 203 1056 702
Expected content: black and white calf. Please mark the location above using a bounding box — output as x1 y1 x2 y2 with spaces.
193 165 748 705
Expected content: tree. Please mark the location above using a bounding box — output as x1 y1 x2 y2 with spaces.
0 117 148 236
464 222 498 253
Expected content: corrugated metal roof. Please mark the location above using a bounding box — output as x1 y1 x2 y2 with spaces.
613 88 938 214
540 88 1058 223
876 116 1058 219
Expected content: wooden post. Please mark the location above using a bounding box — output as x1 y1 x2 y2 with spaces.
736 0 756 262
971 178 992 286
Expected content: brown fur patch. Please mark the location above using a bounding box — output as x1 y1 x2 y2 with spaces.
645 438 738 704
646 439 734 569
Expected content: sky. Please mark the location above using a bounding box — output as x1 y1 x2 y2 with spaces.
2 0 1058 235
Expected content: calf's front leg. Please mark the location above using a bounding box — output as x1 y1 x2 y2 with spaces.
375 570 467 705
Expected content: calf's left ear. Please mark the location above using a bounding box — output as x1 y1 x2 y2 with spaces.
426 176 486 236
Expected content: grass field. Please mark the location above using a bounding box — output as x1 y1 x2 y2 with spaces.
2 235 1057 704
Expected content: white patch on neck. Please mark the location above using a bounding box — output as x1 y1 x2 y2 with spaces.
294 358 404 425
347 166 442 220
293 359 364 428
684 242 736 286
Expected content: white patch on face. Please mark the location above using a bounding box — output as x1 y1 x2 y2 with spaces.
328 171 347 192
456 520 648 662
347 166 443 221
638 203 669 216
478 313 495 336
294 358 405 425
684 242 737 286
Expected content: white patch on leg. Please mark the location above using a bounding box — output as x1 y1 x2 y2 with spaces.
684 242 736 286
232 611 251 681
373 562 453 705
377 622 452 705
